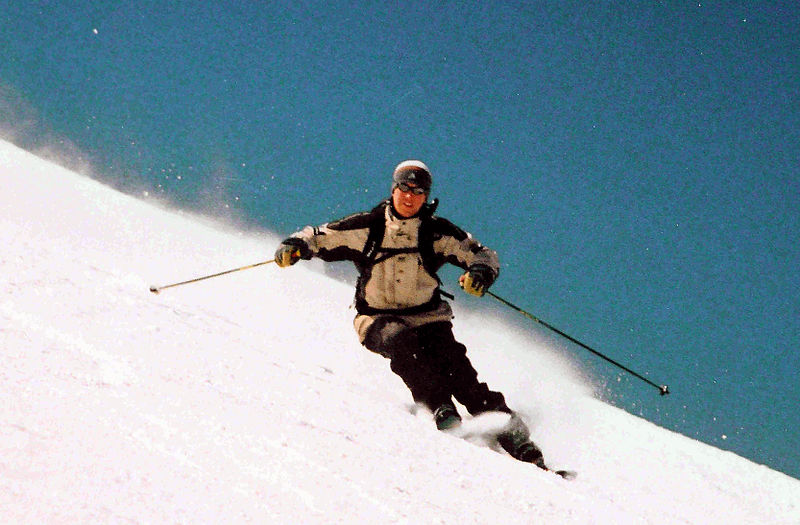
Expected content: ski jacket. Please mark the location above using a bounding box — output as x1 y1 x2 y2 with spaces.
282 199 499 319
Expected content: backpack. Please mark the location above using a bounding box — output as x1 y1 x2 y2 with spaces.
361 198 441 282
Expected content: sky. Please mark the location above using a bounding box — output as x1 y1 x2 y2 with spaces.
1 2 799 477
2 139 799 522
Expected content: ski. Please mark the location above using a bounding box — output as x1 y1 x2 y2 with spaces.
413 406 578 480
549 468 577 480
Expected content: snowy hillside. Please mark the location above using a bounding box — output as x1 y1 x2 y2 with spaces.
2 140 798 523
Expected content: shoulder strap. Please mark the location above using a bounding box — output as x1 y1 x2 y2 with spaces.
362 200 389 261
417 217 438 280
417 198 442 282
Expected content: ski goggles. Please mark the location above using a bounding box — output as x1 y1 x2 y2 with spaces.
394 181 428 195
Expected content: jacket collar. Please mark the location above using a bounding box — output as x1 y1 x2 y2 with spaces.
385 198 438 220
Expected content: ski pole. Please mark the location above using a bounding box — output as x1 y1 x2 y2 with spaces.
149 259 276 294
485 290 670 396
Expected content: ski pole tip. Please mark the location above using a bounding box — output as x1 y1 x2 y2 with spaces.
149 286 160 294
659 385 670 396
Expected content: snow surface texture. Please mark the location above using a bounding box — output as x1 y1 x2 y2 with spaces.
1 139 798 524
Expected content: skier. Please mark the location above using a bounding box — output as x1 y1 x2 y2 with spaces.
274 160 546 467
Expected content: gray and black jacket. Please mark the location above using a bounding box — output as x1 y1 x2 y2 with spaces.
281 199 499 326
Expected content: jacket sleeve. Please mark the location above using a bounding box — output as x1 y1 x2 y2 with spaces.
281 212 372 263
431 218 500 278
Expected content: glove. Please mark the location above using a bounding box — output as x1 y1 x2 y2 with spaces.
459 264 496 297
274 241 306 268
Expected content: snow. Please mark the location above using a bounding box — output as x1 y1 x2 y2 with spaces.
1 139 798 523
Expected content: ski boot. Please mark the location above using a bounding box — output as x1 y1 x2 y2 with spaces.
497 413 546 468
433 402 462 431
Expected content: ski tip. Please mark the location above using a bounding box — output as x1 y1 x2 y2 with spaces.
553 469 577 480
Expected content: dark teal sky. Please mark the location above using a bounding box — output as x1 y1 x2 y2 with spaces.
2 2 798 477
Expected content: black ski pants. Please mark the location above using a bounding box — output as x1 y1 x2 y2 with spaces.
363 318 512 415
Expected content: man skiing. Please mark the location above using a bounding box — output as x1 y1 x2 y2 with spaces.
274 160 547 468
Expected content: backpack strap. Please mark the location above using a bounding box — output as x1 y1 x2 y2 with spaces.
362 200 389 263
417 199 441 281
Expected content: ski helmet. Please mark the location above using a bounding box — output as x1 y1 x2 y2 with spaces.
392 160 432 193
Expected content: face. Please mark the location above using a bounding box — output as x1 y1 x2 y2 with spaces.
392 183 427 218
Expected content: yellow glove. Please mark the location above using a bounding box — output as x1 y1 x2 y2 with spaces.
274 244 302 268
459 264 495 297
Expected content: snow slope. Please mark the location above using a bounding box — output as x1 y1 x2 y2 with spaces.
1 139 798 524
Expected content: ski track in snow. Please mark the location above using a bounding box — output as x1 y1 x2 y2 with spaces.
1 140 799 523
